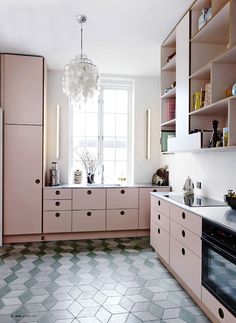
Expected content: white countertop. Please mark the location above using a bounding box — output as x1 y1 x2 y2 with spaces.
44 184 171 189
151 192 236 233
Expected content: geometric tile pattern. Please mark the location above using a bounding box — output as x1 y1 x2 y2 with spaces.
0 237 210 322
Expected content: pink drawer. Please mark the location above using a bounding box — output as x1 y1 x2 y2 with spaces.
72 210 106 232
43 211 71 233
170 236 201 298
202 287 235 323
170 204 202 236
150 221 157 250
44 188 72 200
107 188 138 209
73 188 106 210
170 220 201 257
43 199 71 211
106 209 138 230
152 210 170 232
155 225 170 264
151 196 170 217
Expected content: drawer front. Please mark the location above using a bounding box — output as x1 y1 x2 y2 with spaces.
155 225 170 264
151 208 169 232
73 188 106 210
170 204 202 236
151 196 170 217
44 188 72 200
170 236 201 298
170 220 201 257
72 210 106 232
107 209 138 230
202 287 235 323
107 188 138 209
43 199 71 211
43 211 71 233
150 221 157 250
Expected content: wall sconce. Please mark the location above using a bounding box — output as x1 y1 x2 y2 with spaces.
146 109 151 159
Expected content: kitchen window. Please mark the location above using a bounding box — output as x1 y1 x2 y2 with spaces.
70 79 134 184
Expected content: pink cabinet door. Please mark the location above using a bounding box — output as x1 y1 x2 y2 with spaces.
43 199 71 211
1 54 43 125
139 187 169 229
73 188 106 210
44 188 72 200
107 188 138 209
4 125 42 235
106 209 139 230
43 211 71 233
72 210 106 232
156 225 170 264
150 221 157 250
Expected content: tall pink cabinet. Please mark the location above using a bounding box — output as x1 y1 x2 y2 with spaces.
0 54 45 236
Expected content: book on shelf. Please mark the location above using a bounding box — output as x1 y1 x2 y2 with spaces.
166 98 176 120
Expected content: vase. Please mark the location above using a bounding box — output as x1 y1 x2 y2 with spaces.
87 172 95 184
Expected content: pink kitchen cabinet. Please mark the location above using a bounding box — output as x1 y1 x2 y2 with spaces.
4 125 42 235
107 188 138 209
1 54 44 125
73 188 106 210
72 210 106 232
106 209 138 231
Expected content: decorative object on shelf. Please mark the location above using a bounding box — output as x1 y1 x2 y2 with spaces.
193 91 201 110
225 88 232 98
183 176 194 196
79 150 98 184
209 119 222 148
161 131 175 152
62 15 99 104
223 127 229 147
200 87 205 107
198 7 212 30
167 52 176 63
49 161 61 186
74 170 82 184
166 99 176 120
204 83 211 107
152 165 169 186
232 83 236 96
224 189 236 210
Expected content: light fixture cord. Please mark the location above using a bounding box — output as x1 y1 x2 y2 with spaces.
80 21 83 57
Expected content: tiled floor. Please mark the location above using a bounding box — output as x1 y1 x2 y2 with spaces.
0 237 210 323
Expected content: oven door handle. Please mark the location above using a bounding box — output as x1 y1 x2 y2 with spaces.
201 236 236 263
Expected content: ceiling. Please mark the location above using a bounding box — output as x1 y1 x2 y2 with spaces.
0 0 193 76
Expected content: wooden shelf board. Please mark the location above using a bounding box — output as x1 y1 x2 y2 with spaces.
162 56 176 72
191 2 230 45
191 0 211 11
161 119 176 127
190 62 211 79
214 44 236 64
161 87 176 99
189 97 234 116
194 146 236 153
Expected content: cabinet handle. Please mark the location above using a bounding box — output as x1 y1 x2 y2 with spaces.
158 200 161 206
153 189 157 192
87 212 92 216
181 248 185 256
158 214 160 220
55 212 60 217
218 308 224 319
158 228 160 234
182 212 186 220
182 230 185 238
55 190 60 195
35 179 40 184
55 201 60 206
87 190 92 195
120 211 125 215
121 189 125 194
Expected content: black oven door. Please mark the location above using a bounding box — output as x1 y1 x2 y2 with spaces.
202 237 236 317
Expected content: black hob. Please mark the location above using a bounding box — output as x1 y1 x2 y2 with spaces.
164 194 227 207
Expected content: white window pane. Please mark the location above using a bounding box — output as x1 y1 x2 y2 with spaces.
103 114 115 136
116 161 127 180
116 90 128 114
103 89 116 113
86 113 98 136
103 161 115 183
85 94 99 112
103 138 115 160
116 138 127 161
73 112 85 136
116 114 127 137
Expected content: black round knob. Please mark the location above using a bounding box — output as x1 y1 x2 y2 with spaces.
55 201 60 206
87 190 92 195
121 189 125 194
87 212 91 216
158 200 161 206
218 308 224 319
35 179 40 184
153 189 157 192
182 230 185 238
182 248 185 256
55 190 60 195
55 212 60 217
182 212 186 220
158 214 160 220
120 211 125 215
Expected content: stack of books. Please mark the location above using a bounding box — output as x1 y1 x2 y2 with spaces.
166 99 176 121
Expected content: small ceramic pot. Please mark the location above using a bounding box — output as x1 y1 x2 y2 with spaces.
232 83 236 96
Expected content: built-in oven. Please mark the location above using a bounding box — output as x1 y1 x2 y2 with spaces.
202 219 236 318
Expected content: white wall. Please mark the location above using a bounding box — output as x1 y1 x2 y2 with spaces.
47 71 162 184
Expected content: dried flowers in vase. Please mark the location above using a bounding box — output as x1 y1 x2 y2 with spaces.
79 150 98 184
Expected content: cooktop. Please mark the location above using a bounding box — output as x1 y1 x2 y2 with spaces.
164 194 227 207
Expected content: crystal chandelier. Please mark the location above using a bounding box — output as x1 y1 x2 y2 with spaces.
63 15 99 103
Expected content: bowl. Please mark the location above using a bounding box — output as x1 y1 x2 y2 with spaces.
224 195 236 210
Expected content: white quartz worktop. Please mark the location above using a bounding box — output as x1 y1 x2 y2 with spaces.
151 192 236 233
44 184 171 189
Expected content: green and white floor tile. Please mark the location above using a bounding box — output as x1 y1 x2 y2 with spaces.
0 237 210 322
